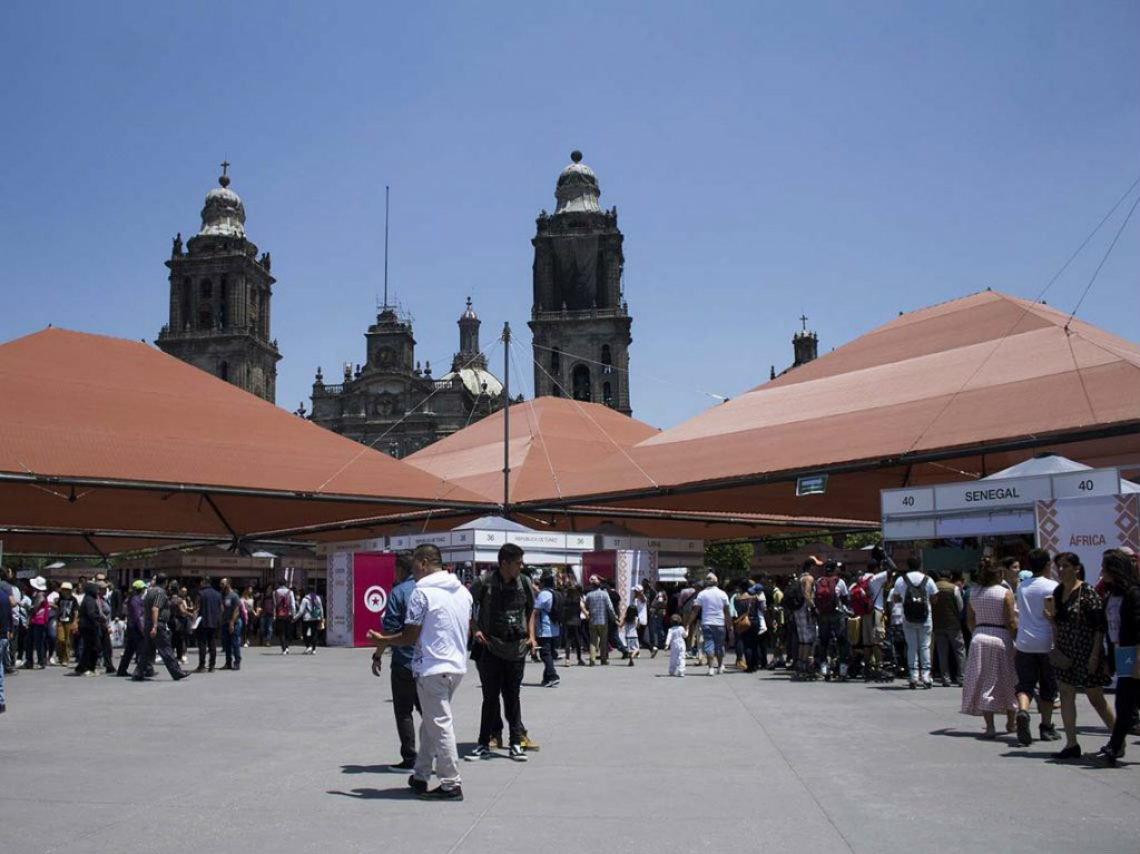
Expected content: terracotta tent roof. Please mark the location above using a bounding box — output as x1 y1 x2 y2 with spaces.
0 328 490 554
405 396 661 503
515 291 1139 518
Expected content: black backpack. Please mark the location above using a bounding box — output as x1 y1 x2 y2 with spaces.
548 589 565 624
783 577 805 612
902 574 930 623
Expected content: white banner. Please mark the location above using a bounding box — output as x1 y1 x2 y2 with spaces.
326 552 353 647
1036 494 1140 587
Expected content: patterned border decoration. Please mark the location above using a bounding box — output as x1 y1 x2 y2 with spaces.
1036 499 1060 552
1115 494 1140 550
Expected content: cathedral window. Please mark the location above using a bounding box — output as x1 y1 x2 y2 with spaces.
198 307 212 330
180 278 191 328
219 361 229 381
572 365 592 402
601 345 613 375
603 382 613 407
200 279 213 299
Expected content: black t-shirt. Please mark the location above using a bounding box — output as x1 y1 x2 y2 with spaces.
0 581 13 635
143 587 170 631
222 590 241 623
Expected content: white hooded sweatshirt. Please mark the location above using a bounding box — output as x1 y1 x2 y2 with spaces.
404 570 473 678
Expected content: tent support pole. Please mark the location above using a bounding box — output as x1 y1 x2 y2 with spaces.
202 494 239 540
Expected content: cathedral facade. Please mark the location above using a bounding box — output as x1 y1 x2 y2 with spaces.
156 166 280 403
529 151 633 416
308 298 506 458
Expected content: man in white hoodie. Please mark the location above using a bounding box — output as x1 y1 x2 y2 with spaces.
368 544 472 801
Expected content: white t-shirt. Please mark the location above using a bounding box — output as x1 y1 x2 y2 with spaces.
404 571 473 678
892 572 938 627
868 572 890 611
1015 575 1059 654
695 586 730 627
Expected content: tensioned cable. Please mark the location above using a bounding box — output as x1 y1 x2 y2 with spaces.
507 337 563 499
1065 190 1140 329
314 338 502 493
903 176 1140 456
528 346 660 490
1059 190 1140 426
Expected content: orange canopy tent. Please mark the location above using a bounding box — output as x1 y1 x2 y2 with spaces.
511 291 1139 522
0 328 492 556
401 396 877 541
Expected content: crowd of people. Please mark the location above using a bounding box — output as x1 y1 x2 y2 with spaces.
361 541 1140 801
3 540 1137 800
0 568 326 713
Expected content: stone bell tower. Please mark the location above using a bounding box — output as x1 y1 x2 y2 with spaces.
156 162 281 402
528 150 633 416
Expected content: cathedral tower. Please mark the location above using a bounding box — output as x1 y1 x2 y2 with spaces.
528 151 632 415
157 164 281 402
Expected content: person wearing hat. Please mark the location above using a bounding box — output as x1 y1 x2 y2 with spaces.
116 580 149 677
24 576 50 670
133 573 189 682
55 582 78 667
583 574 617 666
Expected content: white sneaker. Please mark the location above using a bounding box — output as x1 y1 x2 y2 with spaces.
310 649 316 656
708 667 715 676
282 649 289 655
717 665 725 674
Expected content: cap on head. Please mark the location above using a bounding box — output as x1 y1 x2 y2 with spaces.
132 579 147 590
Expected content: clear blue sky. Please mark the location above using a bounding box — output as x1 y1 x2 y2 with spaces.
2 1 1137 431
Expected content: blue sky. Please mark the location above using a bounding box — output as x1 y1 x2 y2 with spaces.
1 1 1137 431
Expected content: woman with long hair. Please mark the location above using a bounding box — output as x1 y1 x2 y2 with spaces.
1096 549 1140 766
1045 553 1114 759
960 558 1019 737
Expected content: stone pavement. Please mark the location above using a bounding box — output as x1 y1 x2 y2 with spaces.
1 647 1137 854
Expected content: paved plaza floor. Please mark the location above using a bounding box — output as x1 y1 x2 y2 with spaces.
1 646 1137 854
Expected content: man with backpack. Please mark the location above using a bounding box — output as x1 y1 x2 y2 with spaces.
534 572 562 687
891 556 938 689
195 577 222 672
273 578 296 654
786 557 821 680
466 543 537 762
814 560 850 680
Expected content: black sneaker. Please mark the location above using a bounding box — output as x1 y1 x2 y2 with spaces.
418 785 463 801
1016 710 1032 746
407 775 428 794
1054 744 1081 760
1039 723 1062 742
389 758 416 770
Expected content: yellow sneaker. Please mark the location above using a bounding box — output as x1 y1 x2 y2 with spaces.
518 734 541 752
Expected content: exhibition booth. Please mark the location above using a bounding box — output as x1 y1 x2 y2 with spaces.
880 455 1139 584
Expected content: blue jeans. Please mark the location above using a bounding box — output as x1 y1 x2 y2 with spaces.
648 614 665 650
0 638 7 705
902 621 932 682
702 625 726 660
225 619 243 666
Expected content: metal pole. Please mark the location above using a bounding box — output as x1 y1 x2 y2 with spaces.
503 322 511 518
383 185 390 307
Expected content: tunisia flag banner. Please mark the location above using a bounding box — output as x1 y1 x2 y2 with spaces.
352 553 396 648
1036 494 1139 587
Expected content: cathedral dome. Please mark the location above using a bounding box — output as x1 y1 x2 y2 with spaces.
555 150 602 214
460 296 478 321
199 169 246 238
440 367 503 398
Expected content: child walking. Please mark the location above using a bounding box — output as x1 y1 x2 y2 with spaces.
622 606 640 666
666 614 687 676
